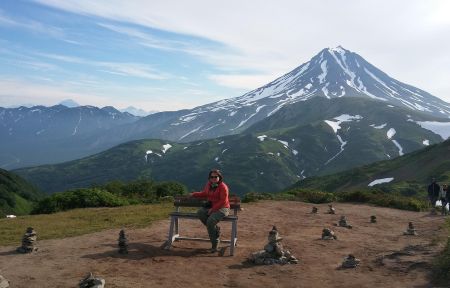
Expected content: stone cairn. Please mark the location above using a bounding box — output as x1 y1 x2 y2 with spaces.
311 206 318 214
321 228 337 240
337 216 352 229
248 226 298 265
370 215 377 223
341 254 360 268
0 274 10 288
118 229 128 254
327 204 336 214
403 222 418 235
16 227 37 253
79 272 105 288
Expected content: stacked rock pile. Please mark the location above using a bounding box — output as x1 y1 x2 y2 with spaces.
16 227 38 253
248 226 298 265
337 216 352 229
327 204 336 214
403 222 418 236
311 207 318 214
370 215 377 223
118 229 128 254
341 254 360 268
79 272 105 288
0 274 10 288
321 228 337 240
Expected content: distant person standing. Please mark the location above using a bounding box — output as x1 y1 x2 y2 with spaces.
427 178 440 208
441 184 449 215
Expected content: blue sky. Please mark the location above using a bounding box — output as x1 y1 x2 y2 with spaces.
1 0 449 112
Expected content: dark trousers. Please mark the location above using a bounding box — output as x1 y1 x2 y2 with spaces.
197 207 229 248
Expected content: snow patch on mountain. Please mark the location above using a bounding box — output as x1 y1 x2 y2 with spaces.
387 128 396 139
325 134 347 165
392 140 404 156
72 111 82 136
162 144 172 153
179 125 203 140
368 177 394 186
257 135 268 141
277 140 289 147
370 123 387 129
423 139 430 146
324 114 363 133
318 60 328 84
145 150 153 162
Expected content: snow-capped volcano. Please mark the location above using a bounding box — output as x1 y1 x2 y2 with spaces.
141 46 450 142
201 46 450 119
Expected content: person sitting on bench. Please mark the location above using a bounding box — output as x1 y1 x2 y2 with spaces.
190 169 230 253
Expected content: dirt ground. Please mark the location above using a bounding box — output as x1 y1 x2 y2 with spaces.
0 201 448 288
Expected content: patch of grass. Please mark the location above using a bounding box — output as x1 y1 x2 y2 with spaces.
431 219 450 286
0 202 172 246
246 189 428 211
337 190 429 211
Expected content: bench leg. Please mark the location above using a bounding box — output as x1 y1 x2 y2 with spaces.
164 216 178 250
230 220 237 256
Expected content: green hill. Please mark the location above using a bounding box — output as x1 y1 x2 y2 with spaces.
14 97 447 196
289 139 450 196
0 168 43 216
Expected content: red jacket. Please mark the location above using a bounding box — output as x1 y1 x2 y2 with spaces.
192 181 230 212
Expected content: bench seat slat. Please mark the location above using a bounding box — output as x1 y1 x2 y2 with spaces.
170 212 238 221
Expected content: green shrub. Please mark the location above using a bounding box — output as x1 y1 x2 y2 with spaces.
336 190 428 211
32 188 128 214
279 189 336 204
242 192 274 203
155 182 187 198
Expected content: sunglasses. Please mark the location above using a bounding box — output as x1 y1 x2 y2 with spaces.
209 175 220 179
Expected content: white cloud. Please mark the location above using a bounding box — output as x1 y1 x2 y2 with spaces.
0 9 65 38
36 52 170 80
209 74 275 90
0 78 108 107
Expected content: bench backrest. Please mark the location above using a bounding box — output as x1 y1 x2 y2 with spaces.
174 196 241 214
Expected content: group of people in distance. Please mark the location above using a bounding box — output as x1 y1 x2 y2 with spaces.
428 178 449 215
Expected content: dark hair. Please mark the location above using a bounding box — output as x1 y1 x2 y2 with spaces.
208 169 223 183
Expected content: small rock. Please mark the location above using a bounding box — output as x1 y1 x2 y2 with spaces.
0 275 10 288
403 222 418 236
79 272 105 288
327 204 336 214
341 254 360 268
338 216 352 229
322 228 337 240
118 229 128 254
16 227 38 253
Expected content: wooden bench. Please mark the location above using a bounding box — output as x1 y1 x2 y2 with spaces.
163 196 241 256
